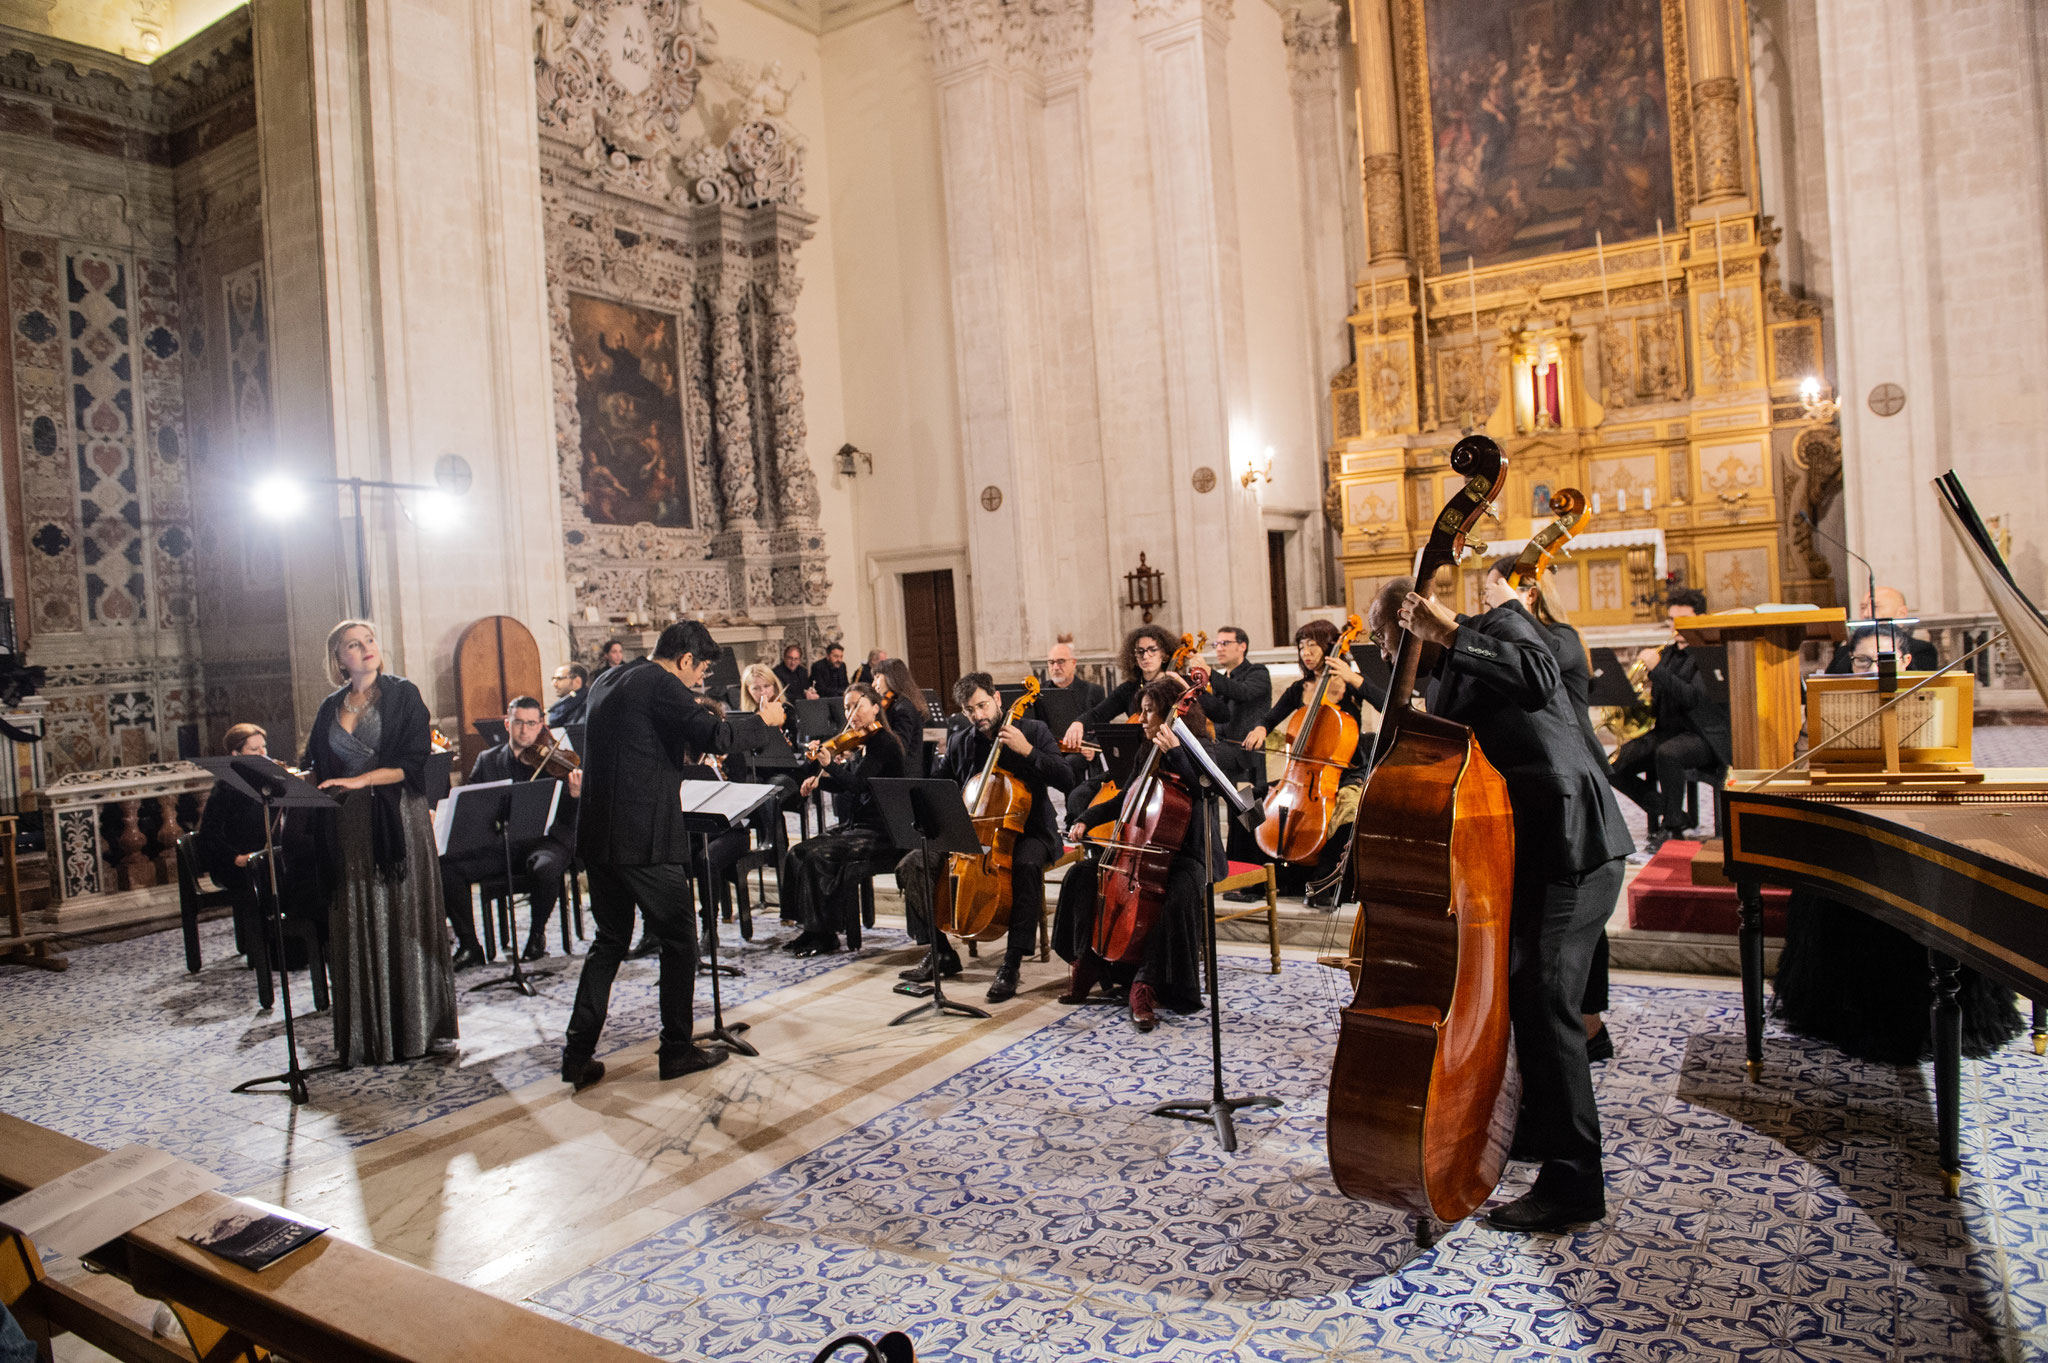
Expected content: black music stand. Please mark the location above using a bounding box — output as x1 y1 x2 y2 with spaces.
442 778 561 997
1584 648 1640 708
1145 722 1279 1153
201 756 340 1106
871 777 989 1026
790 699 839 742
680 779 784 1055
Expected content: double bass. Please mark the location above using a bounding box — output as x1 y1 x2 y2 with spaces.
942 676 1042 942
1255 614 1364 864
1091 669 1207 964
1326 433 1519 1229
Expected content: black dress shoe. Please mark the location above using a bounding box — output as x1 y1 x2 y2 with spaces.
452 944 486 971
628 937 659 959
784 931 833 954
1222 887 1265 904
658 1046 729 1080
562 1056 606 1090
1485 1186 1606 1233
986 963 1021 1002
521 938 548 962
898 955 962 983
1586 1024 1615 1063
793 935 841 958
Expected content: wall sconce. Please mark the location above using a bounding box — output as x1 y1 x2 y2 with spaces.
1123 552 1167 623
1239 445 1275 489
836 443 874 477
1799 377 1839 424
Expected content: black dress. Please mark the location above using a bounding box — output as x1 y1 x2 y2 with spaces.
785 728 908 941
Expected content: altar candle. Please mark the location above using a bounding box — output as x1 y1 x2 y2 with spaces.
1618 488 1628 512
1368 280 1381 428
1591 492 1602 515
1713 211 1726 298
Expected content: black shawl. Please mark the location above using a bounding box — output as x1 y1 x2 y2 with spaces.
301 674 432 883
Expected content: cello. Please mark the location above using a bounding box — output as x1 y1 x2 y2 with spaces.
1090 668 1207 964
1325 433 1519 1230
1071 632 1205 847
941 676 1042 942
1255 614 1365 863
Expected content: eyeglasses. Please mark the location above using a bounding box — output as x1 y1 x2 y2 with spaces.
1134 645 1163 658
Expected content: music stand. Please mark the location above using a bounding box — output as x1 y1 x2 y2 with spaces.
1690 644 1731 704
870 777 989 1026
1584 648 1640 709
440 778 561 996
1349 644 1394 716
199 756 340 1106
1030 684 1094 738
790 699 838 742
680 780 784 1055
1146 722 1279 1152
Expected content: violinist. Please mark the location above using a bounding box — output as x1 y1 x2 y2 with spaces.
1059 624 1177 836
896 672 1078 1002
873 658 931 770
440 695 583 968
1197 627 1271 800
1238 619 1366 905
779 683 908 957
1374 575 1633 1232
1050 674 1213 1033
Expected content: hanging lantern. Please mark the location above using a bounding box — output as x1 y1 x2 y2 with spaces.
1123 553 1167 624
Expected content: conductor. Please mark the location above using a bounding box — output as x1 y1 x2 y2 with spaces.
561 620 785 1090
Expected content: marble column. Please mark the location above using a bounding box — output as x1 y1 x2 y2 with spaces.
1349 0 1406 263
708 279 763 528
1687 0 1748 210
1282 0 1353 435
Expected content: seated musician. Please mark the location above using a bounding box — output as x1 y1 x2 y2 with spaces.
440 695 581 969
195 723 274 952
1050 674 1214 1033
773 643 817 699
1237 619 1366 906
1060 624 1177 837
896 672 1078 1002
547 663 588 727
1483 556 1615 1062
1824 586 1937 673
1037 636 1105 712
1606 587 1730 852
1377 575 1634 1232
1198 626 1271 802
809 642 850 700
779 683 908 957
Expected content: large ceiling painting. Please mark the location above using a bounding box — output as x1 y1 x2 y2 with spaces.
568 293 693 529
1425 0 1676 268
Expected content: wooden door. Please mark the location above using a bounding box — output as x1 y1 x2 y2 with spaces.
454 616 543 772
901 570 961 710
1267 531 1291 647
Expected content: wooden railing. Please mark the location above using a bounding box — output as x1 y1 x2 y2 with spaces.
0 1115 660 1363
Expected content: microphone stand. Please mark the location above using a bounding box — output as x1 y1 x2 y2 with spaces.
1798 509 1893 656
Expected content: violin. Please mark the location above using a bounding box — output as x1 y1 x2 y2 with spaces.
1089 668 1207 964
810 719 881 760
1255 613 1365 864
1070 632 1206 845
1507 487 1588 590
516 729 581 782
941 677 1042 942
1326 433 1519 1227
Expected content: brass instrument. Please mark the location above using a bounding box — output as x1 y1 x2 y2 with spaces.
1625 654 1655 705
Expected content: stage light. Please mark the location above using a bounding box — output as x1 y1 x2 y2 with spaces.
251 474 308 521
406 489 461 532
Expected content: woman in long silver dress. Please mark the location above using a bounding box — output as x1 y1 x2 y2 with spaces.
300 619 458 1067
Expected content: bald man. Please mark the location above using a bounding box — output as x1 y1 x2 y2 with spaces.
1825 585 1936 673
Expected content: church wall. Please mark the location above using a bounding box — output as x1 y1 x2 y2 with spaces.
1816 0 2048 612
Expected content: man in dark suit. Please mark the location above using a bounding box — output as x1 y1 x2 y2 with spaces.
1198 625 1272 799
1377 574 1634 1233
895 672 1077 1002
772 643 815 699
1027 637 1105 734
809 642 849 699
1607 588 1731 849
547 663 588 727
562 620 786 1089
441 696 580 969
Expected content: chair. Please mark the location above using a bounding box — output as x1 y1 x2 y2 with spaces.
476 868 575 961
848 851 905 950
244 851 329 1013
1212 861 1281 975
174 833 237 974
1681 769 1724 835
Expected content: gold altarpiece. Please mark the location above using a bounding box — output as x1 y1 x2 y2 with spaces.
1329 0 1841 627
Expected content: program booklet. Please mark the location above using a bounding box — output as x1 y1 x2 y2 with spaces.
181 1200 327 1271
0 1145 221 1257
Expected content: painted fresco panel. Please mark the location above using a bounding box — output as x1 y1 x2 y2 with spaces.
568 293 693 529
1425 0 1675 267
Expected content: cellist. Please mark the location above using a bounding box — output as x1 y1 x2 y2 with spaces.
1059 624 1178 837
1369 574 1634 1233
1050 674 1216 1033
1237 619 1368 906
896 672 1077 1003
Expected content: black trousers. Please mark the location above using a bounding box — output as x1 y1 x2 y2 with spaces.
1050 855 1205 1012
1509 856 1625 1198
440 836 570 950
1609 732 1718 832
785 824 893 939
565 861 699 1060
898 835 1052 966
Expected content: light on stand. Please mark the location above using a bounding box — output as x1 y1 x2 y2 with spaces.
404 489 462 532
251 473 308 521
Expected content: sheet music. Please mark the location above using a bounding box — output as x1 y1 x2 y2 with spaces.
0 1144 222 1257
433 778 512 856
678 780 783 824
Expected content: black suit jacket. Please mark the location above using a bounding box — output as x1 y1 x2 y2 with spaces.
576 658 733 866
1199 662 1272 742
936 716 1077 848
1543 621 1610 771
546 690 586 728
809 660 849 698
1648 643 1734 768
772 662 811 696
196 781 267 885
1428 600 1635 878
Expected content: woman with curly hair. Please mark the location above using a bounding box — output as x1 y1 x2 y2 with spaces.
1058 624 1179 837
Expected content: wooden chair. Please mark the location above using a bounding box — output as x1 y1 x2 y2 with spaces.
1213 860 1281 975
173 833 237 974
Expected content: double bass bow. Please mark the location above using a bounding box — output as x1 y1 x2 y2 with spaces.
1255 614 1364 864
1326 433 1519 1229
941 676 1042 942
1090 667 1208 965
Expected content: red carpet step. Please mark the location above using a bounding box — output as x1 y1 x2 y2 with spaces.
1626 839 1789 936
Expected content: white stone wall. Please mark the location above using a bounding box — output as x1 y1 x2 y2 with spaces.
1815 0 2048 610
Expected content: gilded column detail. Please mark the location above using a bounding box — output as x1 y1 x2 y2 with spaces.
1350 0 1406 262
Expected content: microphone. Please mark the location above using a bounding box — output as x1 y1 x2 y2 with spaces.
1795 510 1891 653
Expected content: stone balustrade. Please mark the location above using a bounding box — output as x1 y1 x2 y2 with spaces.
37 761 213 921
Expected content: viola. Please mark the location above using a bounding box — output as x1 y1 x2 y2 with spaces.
1255 613 1365 864
1326 433 1520 1227
1089 668 1207 964
1508 487 1588 590
1073 632 1206 847
941 677 1042 942
516 730 581 782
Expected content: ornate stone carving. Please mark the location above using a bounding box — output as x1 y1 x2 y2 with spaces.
1691 75 1742 205
534 0 720 205
1362 152 1406 263
1280 2 1341 83
917 0 1005 75
918 0 1094 81
1131 0 1233 32
707 282 761 524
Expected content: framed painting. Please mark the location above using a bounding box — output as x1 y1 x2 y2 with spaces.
568 293 693 528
